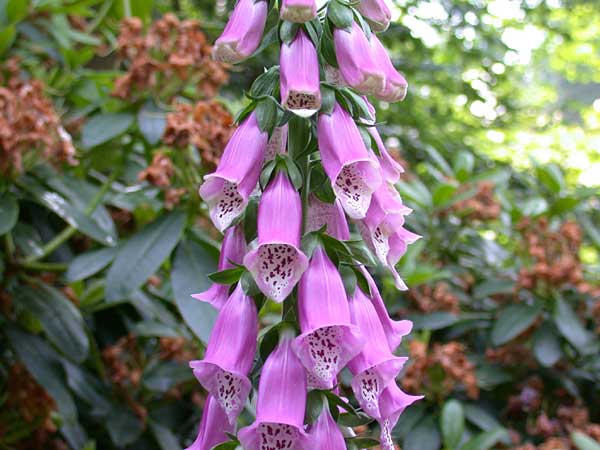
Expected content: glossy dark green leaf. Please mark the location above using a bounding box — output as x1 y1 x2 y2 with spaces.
338 411 373 427
66 247 118 282
171 239 218 344
459 428 508 450
463 404 502 431
305 390 325 424
106 407 144 447
404 416 441 450
210 440 240 450
137 101 167 145
250 66 280 98
150 420 181 450
441 399 464 449
280 20 300 45
17 283 89 362
106 210 185 302
490 303 541 346
62 360 111 416
81 112 134 149
553 297 594 354
328 0 354 29
408 312 459 330
536 163 565 194
143 361 192 392
0 191 18 235
208 266 245 284
532 321 562 367
453 151 475 181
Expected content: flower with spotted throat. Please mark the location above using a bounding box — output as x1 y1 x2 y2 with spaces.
293 246 365 389
185 395 235 450
199 112 267 232
189 283 258 425
317 102 382 219
243 170 309 302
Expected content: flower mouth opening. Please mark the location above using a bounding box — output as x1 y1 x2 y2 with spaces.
334 161 380 219
284 91 321 117
356 72 386 95
281 6 315 23
201 177 245 231
259 423 300 450
213 42 242 64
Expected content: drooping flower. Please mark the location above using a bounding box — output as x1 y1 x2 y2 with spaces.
318 102 382 219
347 288 407 419
378 382 424 450
190 283 258 424
358 183 418 290
360 267 413 352
370 34 408 102
356 0 392 32
243 170 309 302
192 224 246 310
280 0 317 23
306 404 347 450
280 29 321 117
238 331 311 450
213 0 268 64
185 396 235 450
265 124 288 160
333 21 386 95
199 112 267 232
293 246 365 389
368 126 404 184
306 195 350 240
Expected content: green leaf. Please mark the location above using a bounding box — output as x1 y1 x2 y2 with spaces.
0 191 18 235
532 321 562 367
142 361 192 392
305 390 325 424
339 264 357 297
472 279 514 299
149 420 181 450
62 361 111 416
17 283 89 362
6 325 78 422
208 266 245 284
553 297 593 354
320 85 336 115
210 440 240 450
81 112 134 149
250 66 280 97
520 197 548 217
404 416 441 450
280 20 300 45
66 247 118 282
255 98 280 136
106 211 185 302
328 0 354 29
338 411 373 427
432 183 458 207
171 239 218 344
0 25 16 54
137 101 166 145
408 312 459 330
441 399 465 449
463 404 502 432
536 163 565 194
572 431 600 450
346 437 380 449
453 151 475 181
490 303 541 346
459 428 508 450
106 407 144 447
5 0 29 24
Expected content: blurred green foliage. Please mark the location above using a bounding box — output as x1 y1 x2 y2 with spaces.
0 0 599 449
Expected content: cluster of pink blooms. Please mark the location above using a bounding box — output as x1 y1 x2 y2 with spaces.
186 0 422 449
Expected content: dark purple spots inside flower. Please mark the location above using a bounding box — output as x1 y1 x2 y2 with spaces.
214 181 244 230
356 369 381 413
306 326 342 387
334 164 370 218
257 244 300 301
259 423 299 450
215 368 245 416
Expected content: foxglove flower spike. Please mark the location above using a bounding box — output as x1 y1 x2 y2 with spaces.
185 396 235 450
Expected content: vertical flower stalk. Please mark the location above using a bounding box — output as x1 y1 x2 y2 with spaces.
190 283 258 424
213 0 268 63
192 224 246 310
243 170 309 302
280 29 322 117
199 112 267 232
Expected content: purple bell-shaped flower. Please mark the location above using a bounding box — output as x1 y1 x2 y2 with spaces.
370 33 408 103
190 283 258 425
293 246 365 389
378 382 424 450
243 170 309 302
306 195 350 240
306 404 347 450
185 396 235 450
199 112 267 232
357 0 392 32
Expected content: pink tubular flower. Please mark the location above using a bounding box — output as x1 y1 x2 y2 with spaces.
238 332 311 450
370 34 408 102
189 283 258 424
281 0 317 23
347 288 407 419
265 124 288 160
293 246 365 389
368 126 404 184
213 0 268 63
280 29 321 117
357 0 392 33
307 405 347 450
318 102 382 219
378 382 424 450
199 112 267 232
243 171 309 302
333 21 386 95
192 224 246 310
185 396 235 450
360 267 412 352
306 195 350 240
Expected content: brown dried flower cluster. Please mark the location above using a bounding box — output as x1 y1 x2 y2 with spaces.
451 181 501 220
0 58 77 176
408 282 460 314
102 334 144 389
159 336 198 362
138 151 174 187
517 219 598 295
113 14 229 100
486 341 537 367
402 340 479 400
163 100 236 171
